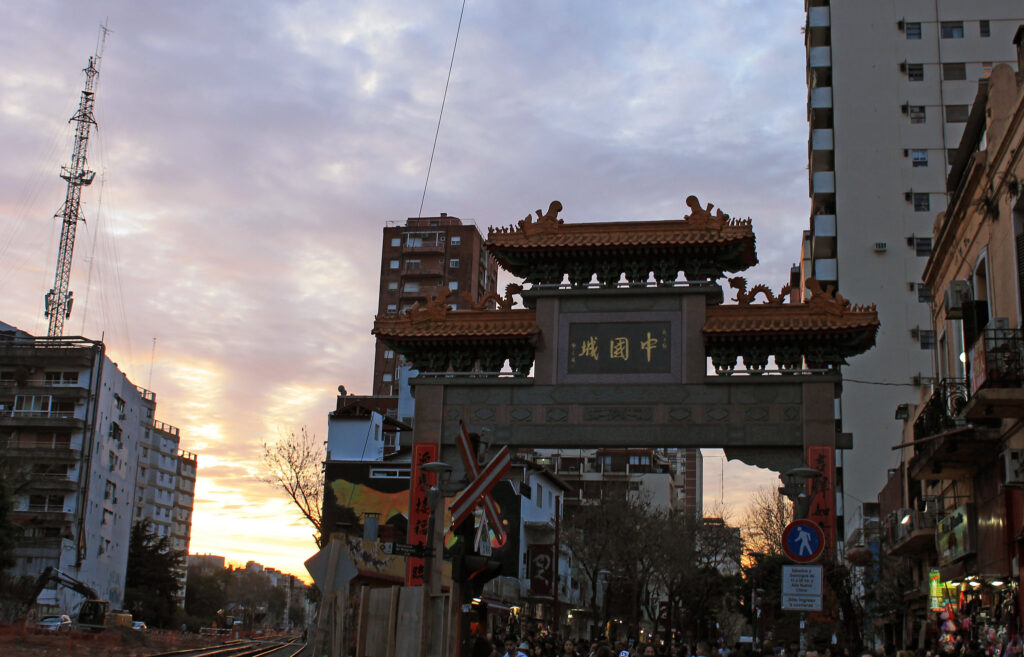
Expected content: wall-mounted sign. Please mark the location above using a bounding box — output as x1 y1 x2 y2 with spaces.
936 504 975 566
567 322 671 374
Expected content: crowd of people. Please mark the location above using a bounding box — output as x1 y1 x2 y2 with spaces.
470 636 719 657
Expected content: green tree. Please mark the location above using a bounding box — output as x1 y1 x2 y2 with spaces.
184 565 231 624
123 521 185 628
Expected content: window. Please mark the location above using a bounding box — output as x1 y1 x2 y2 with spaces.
28 494 63 512
449 258 460 268
911 149 928 167
405 236 423 248
405 259 422 271
402 282 420 293
918 284 933 303
940 21 964 39
946 105 969 123
386 304 397 314
381 373 393 382
448 281 458 291
390 237 401 247
14 395 51 414
387 281 398 291
908 106 926 123
384 349 394 360
907 64 924 81
389 260 399 270
979 20 990 38
105 480 116 500
44 371 78 385
536 483 544 506
915 237 932 257
451 236 461 246
905 22 922 39
942 63 966 80
919 330 936 349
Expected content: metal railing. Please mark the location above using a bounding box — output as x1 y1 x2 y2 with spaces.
0 409 78 420
152 420 180 436
971 327 1024 389
913 378 967 441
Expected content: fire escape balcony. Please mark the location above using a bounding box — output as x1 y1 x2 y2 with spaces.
962 328 1024 419
886 508 938 556
909 378 1000 481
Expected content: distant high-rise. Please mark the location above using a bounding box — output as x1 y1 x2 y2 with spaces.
371 215 498 396
799 2 1024 512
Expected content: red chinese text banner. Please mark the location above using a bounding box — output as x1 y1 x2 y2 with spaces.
406 443 438 585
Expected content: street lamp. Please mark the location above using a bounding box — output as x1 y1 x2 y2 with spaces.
419 460 453 653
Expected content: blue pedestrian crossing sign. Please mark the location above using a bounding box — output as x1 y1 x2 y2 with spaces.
781 519 825 563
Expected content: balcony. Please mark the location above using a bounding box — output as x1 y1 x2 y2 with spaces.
963 328 1024 419
811 214 836 259
909 378 1000 480
810 87 832 109
0 409 83 429
812 171 835 195
809 46 831 69
23 473 78 492
806 7 830 48
813 258 837 284
886 509 938 556
153 420 180 437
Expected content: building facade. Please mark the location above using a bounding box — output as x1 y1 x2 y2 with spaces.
0 321 195 612
879 40 1024 648
801 0 1024 516
372 215 499 396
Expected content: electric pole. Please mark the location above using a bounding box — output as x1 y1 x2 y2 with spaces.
44 24 109 337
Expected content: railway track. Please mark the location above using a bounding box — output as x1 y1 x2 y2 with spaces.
146 635 305 657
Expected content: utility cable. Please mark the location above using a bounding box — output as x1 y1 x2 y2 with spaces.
417 0 468 218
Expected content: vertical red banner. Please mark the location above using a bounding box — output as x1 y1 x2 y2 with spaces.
806 445 836 552
406 442 438 586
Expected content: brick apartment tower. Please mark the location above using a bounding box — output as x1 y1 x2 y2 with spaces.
371 214 499 395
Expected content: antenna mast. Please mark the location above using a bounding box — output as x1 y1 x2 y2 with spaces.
44 23 110 337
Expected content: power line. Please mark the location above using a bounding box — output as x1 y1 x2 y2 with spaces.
417 0 468 218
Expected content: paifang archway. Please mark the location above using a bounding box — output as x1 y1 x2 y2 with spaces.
373 195 879 546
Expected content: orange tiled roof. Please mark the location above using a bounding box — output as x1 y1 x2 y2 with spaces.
486 196 756 265
371 287 538 341
703 278 879 337
372 308 538 340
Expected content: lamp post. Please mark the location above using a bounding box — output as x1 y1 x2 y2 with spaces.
419 460 453 656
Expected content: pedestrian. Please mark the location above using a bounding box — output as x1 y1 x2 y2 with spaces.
697 643 712 657
641 644 657 656
562 639 579 657
504 638 529 657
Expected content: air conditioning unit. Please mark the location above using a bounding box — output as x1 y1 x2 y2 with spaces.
905 191 914 202
899 61 908 73
944 280 972 320
901 103 910 115
903 149 909 157
1002 449 1024 487
897 19 906 31
874 242 888 252
910 327 920 339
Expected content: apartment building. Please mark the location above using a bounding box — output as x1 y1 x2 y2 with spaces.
372 215 498 396
800 1 1024 515
878 44 1024 647
0 321 195 611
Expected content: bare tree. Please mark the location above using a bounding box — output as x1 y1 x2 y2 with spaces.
741 486 792 557
260 427 324 547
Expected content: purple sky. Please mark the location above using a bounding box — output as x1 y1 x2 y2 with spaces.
1 1 807 578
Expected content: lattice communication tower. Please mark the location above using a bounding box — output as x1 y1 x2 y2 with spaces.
45 28 108 337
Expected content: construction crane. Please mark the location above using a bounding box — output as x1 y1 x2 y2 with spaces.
44 25 109 337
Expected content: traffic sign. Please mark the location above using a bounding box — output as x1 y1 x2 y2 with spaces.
782 565 823 611
450 443 511 530
781 519 825 563
456 422 504 540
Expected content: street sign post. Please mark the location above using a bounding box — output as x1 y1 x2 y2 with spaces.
781 564 823 611
781 519 825 563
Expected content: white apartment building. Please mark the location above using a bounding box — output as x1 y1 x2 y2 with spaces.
1 321 196 612
800 1 1024 519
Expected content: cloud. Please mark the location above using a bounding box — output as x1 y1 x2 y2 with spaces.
0 0 809 574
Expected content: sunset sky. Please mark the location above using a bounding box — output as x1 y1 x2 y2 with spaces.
0 1 805 580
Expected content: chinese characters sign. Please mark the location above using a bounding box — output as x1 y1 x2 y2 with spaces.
567 322 671 374
406 442 438 586
806 445 835 553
